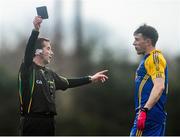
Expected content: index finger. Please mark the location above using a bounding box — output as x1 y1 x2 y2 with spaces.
98 70 108 74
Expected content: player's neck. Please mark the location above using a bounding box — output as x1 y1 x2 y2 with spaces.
145 46 155 55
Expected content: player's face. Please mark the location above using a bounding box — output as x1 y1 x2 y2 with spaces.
41 41 54 64
133 33 148 55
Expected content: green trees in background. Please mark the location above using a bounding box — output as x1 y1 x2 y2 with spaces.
0 0 180 135
0 34 180 135
165 56 180 135
0 67 19 135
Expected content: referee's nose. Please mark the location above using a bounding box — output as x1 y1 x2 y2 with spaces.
50 50 54 56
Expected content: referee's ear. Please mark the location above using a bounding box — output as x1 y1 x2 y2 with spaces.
35 49 43 56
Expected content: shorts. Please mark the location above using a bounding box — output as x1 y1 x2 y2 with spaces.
130 119 166 136
19 115 55 136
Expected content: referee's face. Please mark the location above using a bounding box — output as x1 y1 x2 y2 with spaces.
133 33 148 55
41 41 54 65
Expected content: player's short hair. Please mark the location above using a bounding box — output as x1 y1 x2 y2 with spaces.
134 24 159 47
35 38 50 50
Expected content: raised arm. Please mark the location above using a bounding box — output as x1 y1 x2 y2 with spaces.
24 16 42 68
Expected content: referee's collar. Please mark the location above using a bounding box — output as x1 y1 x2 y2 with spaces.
33 62 46 69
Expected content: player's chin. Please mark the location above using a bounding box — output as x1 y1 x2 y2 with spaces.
136 50 140 54
136 50 143 55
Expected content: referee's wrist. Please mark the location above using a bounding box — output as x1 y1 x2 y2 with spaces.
88 76 92 82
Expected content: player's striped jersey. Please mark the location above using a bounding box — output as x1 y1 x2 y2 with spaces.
134 49 168 123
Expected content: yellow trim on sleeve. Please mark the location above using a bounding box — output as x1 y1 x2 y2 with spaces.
145 50 166 80
138 74 149 108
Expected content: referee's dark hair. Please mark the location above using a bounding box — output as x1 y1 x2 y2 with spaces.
134 24 159 47
35 37 50 50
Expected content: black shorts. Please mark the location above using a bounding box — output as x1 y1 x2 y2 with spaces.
19 115 55 136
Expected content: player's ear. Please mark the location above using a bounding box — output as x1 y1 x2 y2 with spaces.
146 38 151 45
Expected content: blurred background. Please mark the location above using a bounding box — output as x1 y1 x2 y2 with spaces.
0 0 180 135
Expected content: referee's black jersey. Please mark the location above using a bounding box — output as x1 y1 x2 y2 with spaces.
18 30 91 116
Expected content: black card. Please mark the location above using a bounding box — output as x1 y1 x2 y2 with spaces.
36 6 48 19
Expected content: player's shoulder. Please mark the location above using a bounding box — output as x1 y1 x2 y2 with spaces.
146 50 166 63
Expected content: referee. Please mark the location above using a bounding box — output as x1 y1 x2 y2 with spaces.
18 16 108 136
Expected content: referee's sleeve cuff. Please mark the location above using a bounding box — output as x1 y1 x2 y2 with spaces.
88 76 92 82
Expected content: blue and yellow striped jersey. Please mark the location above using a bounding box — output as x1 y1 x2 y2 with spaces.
135 49 168 123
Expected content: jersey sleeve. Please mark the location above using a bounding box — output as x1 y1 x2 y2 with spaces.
52 71 91 91
145 52 166 80
24 30 39 68
52 72 69 91
66 76 91 88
